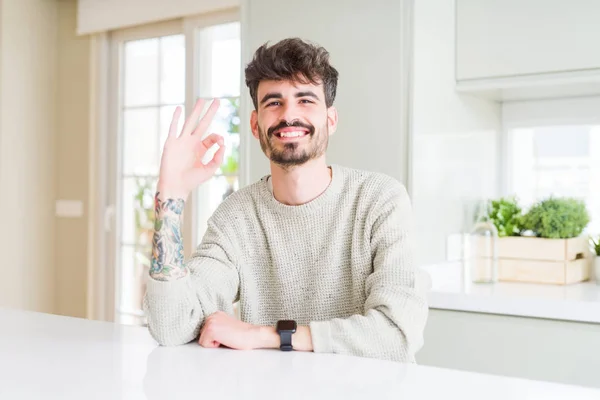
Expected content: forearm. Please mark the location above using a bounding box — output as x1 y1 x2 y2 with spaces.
144 217 242 346
149 189 188 281
309 292 428 362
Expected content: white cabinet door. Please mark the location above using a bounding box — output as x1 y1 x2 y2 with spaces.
456 0 600 81
419 309 600 388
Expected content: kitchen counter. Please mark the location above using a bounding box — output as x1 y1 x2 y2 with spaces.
1 308 600 399
421 262 600 323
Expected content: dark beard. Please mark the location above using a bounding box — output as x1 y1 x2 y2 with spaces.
258 120 329 168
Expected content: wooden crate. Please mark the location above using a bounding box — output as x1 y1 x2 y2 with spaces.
497 236 591 285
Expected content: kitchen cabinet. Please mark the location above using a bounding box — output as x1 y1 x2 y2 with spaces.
455 0 600 101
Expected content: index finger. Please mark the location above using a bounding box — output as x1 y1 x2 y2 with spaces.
181 99 206 136
192 99 220 136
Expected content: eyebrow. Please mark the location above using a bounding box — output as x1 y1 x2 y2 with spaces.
259 90 320 105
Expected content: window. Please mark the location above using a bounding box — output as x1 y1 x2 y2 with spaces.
193 21 241 242
508 125 600 233
117 33 186 326
108 14 241 326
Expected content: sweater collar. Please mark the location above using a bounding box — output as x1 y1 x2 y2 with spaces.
259 164 345 215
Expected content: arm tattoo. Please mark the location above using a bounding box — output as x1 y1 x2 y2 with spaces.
149 192 188 281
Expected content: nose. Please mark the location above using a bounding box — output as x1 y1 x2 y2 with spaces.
280 102 300 124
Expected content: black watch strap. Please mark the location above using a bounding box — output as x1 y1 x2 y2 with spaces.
279 331 293 351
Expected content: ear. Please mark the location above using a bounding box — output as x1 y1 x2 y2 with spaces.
326 106 338 135
250 110 259 139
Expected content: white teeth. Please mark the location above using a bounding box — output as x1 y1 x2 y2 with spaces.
279 131 306 138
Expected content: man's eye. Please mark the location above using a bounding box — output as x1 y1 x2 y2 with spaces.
267 101 280 107
300 99 314 104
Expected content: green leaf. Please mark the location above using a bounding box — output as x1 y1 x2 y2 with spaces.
589 235 600 256
487 196 523 237
521 197 590 238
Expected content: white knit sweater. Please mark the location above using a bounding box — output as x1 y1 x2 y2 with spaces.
143 164 428 362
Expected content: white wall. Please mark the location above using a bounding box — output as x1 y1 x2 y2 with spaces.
242 0 410 185
0 0 59 313
411 0 502 266
55 0 92 319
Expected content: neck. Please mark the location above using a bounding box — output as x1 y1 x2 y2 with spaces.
270 157 332 206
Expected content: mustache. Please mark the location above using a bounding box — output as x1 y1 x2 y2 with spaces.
267 120 314 136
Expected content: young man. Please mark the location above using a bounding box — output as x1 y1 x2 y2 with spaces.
144 38 428 362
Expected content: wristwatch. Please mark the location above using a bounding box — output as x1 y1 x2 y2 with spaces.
276 320 297 351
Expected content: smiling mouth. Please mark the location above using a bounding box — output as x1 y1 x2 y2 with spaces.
273 130 310 139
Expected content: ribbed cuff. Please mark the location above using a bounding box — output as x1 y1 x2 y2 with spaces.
145 274 192 296
309 321 333 353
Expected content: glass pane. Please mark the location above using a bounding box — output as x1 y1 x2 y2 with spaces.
209 97 240 135
212 175 238 203
217 134 240 176
160 35 185 104
197 174 237 220
123 108 159 175
159 105 185 160
124 38 159 107
510 125 599 232
197 22 241 98
207 97 240 175
534 126 589 158
119 244 151 314
512 125 592 205
121 177 157 246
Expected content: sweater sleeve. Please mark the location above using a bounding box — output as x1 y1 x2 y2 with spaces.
309 181 428 362
143 217 240 346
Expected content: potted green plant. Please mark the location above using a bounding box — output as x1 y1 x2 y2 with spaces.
487 196 523 237
520 197 590 239
487 196 591 285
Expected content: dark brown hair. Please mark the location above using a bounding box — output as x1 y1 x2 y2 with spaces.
244 38 339 110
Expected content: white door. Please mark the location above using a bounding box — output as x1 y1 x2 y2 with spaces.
107 12 241 325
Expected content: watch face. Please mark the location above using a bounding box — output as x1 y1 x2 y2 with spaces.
277 320 297 332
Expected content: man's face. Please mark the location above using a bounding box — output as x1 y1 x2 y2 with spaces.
251 79 337 168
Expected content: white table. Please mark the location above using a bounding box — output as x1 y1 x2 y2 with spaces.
1 308 599 400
